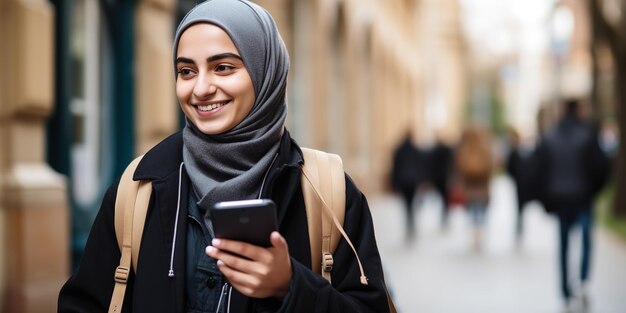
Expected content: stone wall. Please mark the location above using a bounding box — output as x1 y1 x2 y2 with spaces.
0 0 69 312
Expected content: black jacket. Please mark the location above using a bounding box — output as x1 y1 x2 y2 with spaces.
505 146 539 208
535 116 610 218
58 131 390 313
391 138 425 192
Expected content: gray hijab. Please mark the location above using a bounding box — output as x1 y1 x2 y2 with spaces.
174 0 288 210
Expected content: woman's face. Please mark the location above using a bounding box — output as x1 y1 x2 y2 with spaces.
176 23 255 135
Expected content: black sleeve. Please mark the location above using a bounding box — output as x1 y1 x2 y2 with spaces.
588 130 611 196
505 150 517 179
272 174 391 313
532 140 551 212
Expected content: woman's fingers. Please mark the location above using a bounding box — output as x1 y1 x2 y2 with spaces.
215 260 261 291
205 232 292 299
209 238 267 261
212 254 277 298
206 238 275 276
270 231 287 250
206 245 256 270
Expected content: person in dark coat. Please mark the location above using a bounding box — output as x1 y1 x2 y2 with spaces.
58 1 390 312
390 131 426 241
505 127 538 243
535 98 610 311
427 135 454 229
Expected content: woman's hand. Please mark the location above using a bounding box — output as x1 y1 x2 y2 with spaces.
205 231 292 299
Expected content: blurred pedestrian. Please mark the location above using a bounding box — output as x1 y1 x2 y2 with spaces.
427 133 454 230
455 124 493 250
535 98 611 312
505 127 538 244
391 131 427 241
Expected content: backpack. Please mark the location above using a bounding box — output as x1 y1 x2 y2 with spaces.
458 146 490 179
108 148 396 313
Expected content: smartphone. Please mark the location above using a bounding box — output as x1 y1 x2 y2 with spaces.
211 199 278 248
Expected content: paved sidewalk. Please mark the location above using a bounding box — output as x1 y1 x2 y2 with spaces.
369 175 626 313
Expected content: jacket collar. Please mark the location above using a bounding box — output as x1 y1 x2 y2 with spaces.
134 132 184 181
270 129 303 174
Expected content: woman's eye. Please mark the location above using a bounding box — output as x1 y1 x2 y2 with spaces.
177 68 194 77
215 64 235 73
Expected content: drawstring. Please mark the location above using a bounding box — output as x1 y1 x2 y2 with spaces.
168 162 184 277
258 153 279 199
215 283 227 312
226 285 232 313
226 286 233 313
215 283 232 313
168 163 232 312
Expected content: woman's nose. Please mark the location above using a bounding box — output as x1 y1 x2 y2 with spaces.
193 74 217 98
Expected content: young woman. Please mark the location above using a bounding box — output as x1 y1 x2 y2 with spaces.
58 1 390 312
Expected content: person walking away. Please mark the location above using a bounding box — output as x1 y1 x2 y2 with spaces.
427 133 454 230
455 124 493 250
535 98 610 312
505 127 539 245
391 131 426 242
58 1 391 312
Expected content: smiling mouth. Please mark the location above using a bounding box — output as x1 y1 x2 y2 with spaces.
196 101 230 112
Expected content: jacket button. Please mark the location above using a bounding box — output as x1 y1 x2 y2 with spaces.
206 277 217 288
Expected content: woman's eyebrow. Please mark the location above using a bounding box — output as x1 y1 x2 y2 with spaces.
175 53 242 66
175 57 194 66
206 52 242 63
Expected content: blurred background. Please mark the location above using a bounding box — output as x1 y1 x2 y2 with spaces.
0 0 625 312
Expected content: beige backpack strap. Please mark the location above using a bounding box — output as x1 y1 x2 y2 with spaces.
300 148 367 285
109 155 152 313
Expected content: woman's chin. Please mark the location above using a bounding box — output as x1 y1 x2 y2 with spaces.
194 121 233 136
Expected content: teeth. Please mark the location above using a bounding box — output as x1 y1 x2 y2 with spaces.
198 102 228 111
